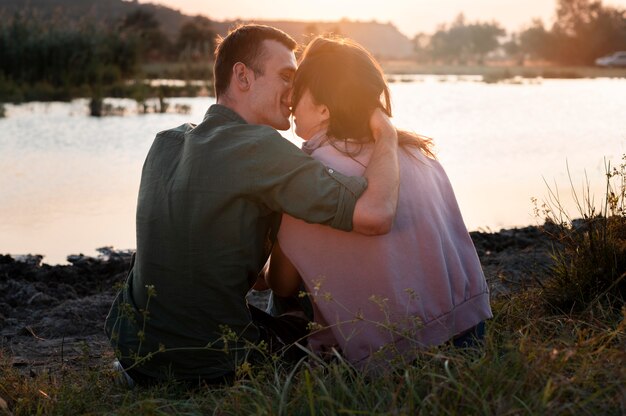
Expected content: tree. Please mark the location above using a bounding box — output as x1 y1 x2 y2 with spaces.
550 0 626 64
467 22 506 64
554 0 602 37
429 14 505 64
502 34 524 65
519 19 554 62
119 9 169 61
177 16 215 61
0 13 140 102
412 32 431 62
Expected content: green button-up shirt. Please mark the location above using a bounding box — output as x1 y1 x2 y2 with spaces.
105 104 367 380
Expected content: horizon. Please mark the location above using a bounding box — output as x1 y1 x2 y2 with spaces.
137 0 626 37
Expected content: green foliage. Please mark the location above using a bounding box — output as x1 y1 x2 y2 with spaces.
536 156 626 312
513 0 626 65
0 14 140 102
176 16 215 62
0 10 216 103
430 14 505 65
551 0 626 65
418 0 626 66
119 9 171 61
519 19 554 61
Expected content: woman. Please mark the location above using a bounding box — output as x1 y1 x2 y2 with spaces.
266 36 492 370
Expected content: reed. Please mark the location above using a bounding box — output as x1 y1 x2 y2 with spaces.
536 156 626 312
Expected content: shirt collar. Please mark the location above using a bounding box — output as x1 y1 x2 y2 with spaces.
301 130 329 155
205 104 248 125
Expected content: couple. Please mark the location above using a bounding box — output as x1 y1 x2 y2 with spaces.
105 24 491 385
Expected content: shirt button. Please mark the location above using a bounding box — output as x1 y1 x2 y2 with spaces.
328 168 334 174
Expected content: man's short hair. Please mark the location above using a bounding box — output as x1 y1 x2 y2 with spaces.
213 24 297 99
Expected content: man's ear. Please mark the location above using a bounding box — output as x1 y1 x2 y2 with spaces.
232 62 250 91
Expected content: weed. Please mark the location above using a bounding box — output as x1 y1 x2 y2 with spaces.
2 293 624 415
535 156 626 312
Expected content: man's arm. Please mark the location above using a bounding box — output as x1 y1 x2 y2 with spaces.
351 109 399 236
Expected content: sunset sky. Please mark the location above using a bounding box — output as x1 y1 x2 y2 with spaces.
139 0 626 37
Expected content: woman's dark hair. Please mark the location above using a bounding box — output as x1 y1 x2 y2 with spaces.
293 36 434 158
213 24 297 99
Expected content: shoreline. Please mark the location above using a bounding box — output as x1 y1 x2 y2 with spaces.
1 64 624 108
0 223 551 270
380 62 626 78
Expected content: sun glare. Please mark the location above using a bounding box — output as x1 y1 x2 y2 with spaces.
139 0 626 36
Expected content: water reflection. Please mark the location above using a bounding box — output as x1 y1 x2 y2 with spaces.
0 79 625 264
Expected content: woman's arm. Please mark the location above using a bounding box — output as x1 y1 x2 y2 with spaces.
265 242 302 298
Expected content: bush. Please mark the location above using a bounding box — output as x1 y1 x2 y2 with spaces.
0 15 140 102
537 156 626 312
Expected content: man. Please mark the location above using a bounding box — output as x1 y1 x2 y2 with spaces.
105 24 399 385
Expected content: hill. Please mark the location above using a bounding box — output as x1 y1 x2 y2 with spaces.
0 0 191 38
1 0 415 59
210 19 415 59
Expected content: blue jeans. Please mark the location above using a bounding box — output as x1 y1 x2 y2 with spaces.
452 321 486 348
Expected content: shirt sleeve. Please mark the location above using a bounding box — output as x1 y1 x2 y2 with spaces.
249 131 367 231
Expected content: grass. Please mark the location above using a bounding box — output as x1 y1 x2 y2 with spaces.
1 292 624 415
2 156 625 415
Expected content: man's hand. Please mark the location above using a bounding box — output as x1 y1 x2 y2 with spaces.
369 108 396 142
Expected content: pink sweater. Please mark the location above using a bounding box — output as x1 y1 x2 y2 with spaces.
277 135 492 370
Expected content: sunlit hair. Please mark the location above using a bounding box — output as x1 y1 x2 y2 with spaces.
293 36 434 158
213 24 297 99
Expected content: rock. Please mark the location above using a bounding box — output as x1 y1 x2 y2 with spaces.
0 248 132 341
0 302 13 316
30 294 115 337
26 292 56 306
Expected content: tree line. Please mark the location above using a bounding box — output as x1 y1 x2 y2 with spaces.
414 0 626 65
0 9 216 102
1 0 625 103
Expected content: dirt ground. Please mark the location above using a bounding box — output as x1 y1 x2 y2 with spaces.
0 226 554 375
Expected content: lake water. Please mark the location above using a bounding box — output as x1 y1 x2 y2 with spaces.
1 76 625 264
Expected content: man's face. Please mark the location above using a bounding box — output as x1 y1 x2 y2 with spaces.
247 40 297 131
